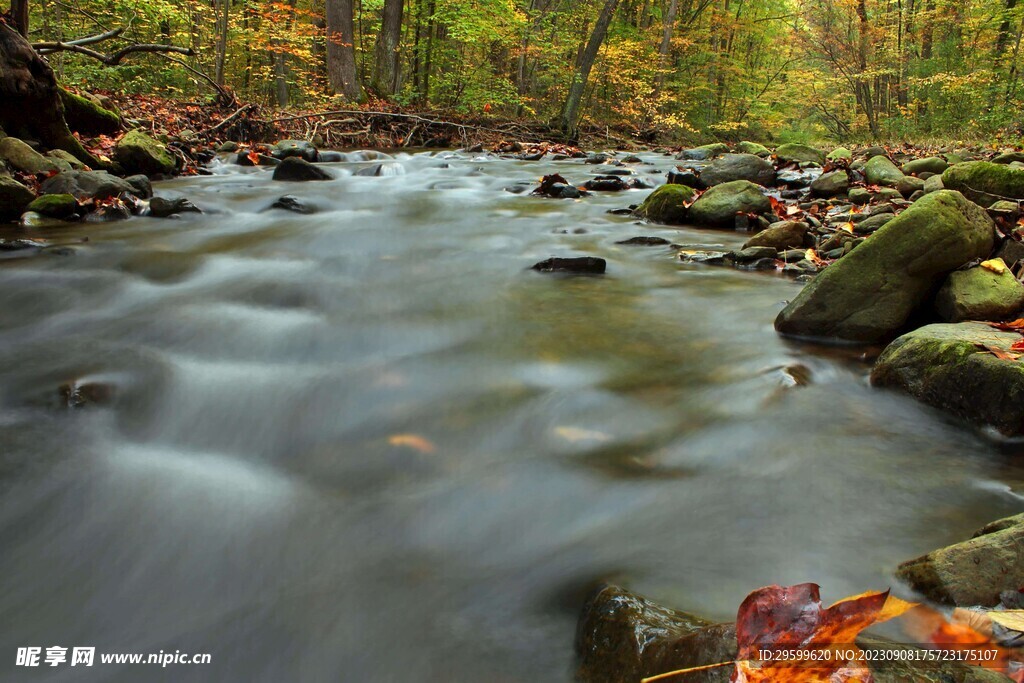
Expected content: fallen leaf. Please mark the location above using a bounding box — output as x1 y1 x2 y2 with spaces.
976 343 1021 361
990 610 1024 633
981 258 1009 274
387 434 436 453
554 426 611 443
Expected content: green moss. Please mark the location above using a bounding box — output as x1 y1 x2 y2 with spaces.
826 147 852 161
633 184 696 224
114 130 176 176
27 193 77 218
736 141 770 157
942 160 1024 206
59 89 121 136
863 155 905 186
775 143 826 165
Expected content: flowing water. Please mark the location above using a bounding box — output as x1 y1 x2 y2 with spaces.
0 151 1022 682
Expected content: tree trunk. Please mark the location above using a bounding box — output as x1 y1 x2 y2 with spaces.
654 0 679 95
326 0 361 100
10 0 29 37
0 23 98 166
561 0 620 141
372 0 403 96
215 0 230 86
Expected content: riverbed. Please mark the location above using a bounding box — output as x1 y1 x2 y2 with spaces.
0 151 1021 682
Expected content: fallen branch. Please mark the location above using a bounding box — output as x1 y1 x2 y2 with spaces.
33 28 123 52
205 103 256 137
263 109 554 142
32 40 193 65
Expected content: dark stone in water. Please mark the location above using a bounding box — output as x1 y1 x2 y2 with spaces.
150 196 201 218
667 169 701 188
317 151 345 163
583 175 630 192
268 195 316 214
273 157 333 181
606 208 634 215
531 257 606 274
616 236 670 246
59 380 115 408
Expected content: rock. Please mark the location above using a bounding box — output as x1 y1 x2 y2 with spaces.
41 170 138 200
863 155 904 186
530 257 606 274
354 162 404 176
775 191 995 343
810 170 849 198
26 193 77 219
934 263 1024 322
923 174 944 194
987 200 1021 222
317 151 345 162
114 130 176 176
854 212 894 234
861 145 887 158
149 196 201 218
46 149 86 171
992 151 1024 164
583 175 630 191
124 175 153 199
827 146 853 161
775 143 826 165
996 237 1024 268
688 180 771 228
585 152 610 164
0 175 35 221
0 136 60 174
666 168 701 188
633 184 696 224
272 139 318 162
217 141 239 153
620 154 643 163
895 512 1024 607
698 153 775 188
902 156 948 175
848 187 871 205
677 143 729 160
775 168 818 189
896 175 925 197
235 151 279 167
272 157 333 181
268 195 316 214
730 245 778 262
743 221 809 250
58 89 121 136
615 236 670 246
736 141 770 157
942 161 1024 207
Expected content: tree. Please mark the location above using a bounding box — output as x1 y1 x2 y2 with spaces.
561 0 620 140
10 0 28 37
326 0 361 100
372 0 404 96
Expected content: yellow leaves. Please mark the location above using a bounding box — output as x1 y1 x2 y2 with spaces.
840 222 855 234
989 610 1024 633
387 434 436 453
554 426 611 443
981 258 1008 275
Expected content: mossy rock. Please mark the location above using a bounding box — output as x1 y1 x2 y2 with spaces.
114 130 176 176
810 170 849 198
26 193 78 219
736 140 770 157
942 160 1024 207
901 156 948 175
863 155 904 187
775 191 995 343
677 143 729 161
0 176 35 221
687 180 771 228
934 263 1024 322
633 184 696 224
775 143 826 165
826 147 852 161
46 149 87 171
59 89 121 136
0 137 61 174
743 221 809 250
992 151 1024 164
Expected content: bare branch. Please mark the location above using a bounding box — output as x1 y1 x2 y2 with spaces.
33 27 122 51
34 40 193 64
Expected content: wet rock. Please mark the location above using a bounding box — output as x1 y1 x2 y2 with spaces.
775 191 995 343
863 155 905 187
354 161 405 177
736 140 771 157
902 156 948 175
923 174 944 195
216 141 239 153
114 130 177 176
934 263 1024 322
272 139 318 162
615 236 670 246
235 151 280 167
124 174 153 199
583 175 630 191
530 257 606 274
730 245 777 262
268 195 316 214
848 187 871 205
896 175 925 197
854 212 894 234
677 143 729 161
810 170 849 198
992 151 1024 164
943 161 1024 207
585 152 610 164
775 143 826 166
26 193 77 219
149 196 201 218
666 168 701 188
743 221 809 250
317 151 345 163
0 175 36 221
41 170 139 201
895 512 1024 607
688 180 771 228
698 153 775 188
775 168 817 189
633 184 696 224
680 250 729 264
620 154 643 163
272 157 333 181
0 136 61 174
59 380 115 408
84 202 131 223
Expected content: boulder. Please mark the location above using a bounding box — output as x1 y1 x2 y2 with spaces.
677 143 729 161
895 512 1024 607
992 151 1024 164
863 155 905 187
26 193 77 219
697 153 775 188
735 141 770 157
743 221 809 250
633 184 696 224
58 89 121 136
923 174 944 194
0 175 35 221
934 263 1024 322
774 191 995 343
0 136 60 174
687 180 771 228
41 170 138 200
775 143 826 165
827 146 853 161
149 196 201 218
902 156 948 175
872 322 1024 435
861 145 887 158
810 170 849 198
46 149 86 171
848 187 871 205
896 175 925 197
124 174 153 199
272 157 333 181
942 160 1024 207
272 139 318 162
114 130 176 176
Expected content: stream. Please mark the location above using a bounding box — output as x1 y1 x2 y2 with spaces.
1 151 1022 682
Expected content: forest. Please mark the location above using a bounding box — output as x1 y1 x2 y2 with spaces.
8 0 1024 144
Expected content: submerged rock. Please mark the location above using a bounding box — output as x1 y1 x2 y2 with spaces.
943 161 1024 207
615 236 670 246
687 180 770 228
633 184 696 224
775 191 995 343
895 512 1024 607
934 264 1024 322
775 143 826 166
268 195 317 214
871 322 1024 435
114 130 177 176
272 157 333 181
531 257 606 274
149 196 202 218
698 153 775 188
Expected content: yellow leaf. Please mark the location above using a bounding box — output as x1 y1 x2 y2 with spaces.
554 426 611 443
387 434 436 453
980 258 1008 274
988 609 1024 633
841 222 855 234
